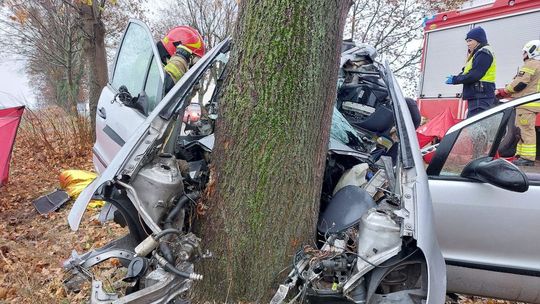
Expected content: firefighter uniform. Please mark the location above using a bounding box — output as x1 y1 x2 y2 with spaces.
506 59 540 162
164 52 190 83
156 26 206 93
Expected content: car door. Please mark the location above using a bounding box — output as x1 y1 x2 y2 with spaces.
93 19 166 173
69 39 231 232
426 93 540 302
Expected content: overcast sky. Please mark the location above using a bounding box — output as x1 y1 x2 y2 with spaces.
0 1 422 110
0 58 34 108
0 2 163 110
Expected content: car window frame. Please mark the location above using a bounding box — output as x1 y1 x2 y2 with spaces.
109 19 166 110
143 53 164 112
159 40 231 120
428 109 512 177
427 93 540 179
382 61 416 169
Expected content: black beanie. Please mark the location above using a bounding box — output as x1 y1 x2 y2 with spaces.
466 27 488 44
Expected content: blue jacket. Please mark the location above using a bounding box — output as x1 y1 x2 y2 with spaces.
452 45 496 100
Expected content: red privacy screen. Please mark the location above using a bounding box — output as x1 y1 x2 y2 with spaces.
0 106 24 187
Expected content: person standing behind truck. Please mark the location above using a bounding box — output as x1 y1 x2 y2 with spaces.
445 27 497 118
496 40 540 166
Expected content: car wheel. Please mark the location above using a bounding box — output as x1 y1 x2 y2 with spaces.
366 249 428 304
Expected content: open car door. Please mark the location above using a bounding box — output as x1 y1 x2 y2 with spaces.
93 19 166 173
427 93 540 302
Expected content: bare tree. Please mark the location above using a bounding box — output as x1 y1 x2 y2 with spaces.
345 0 465 95
0 0 85 113
0 0 147 134
150 0 237 49
74 0 148 134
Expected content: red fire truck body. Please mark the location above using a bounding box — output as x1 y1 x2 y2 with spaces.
418 0 540 125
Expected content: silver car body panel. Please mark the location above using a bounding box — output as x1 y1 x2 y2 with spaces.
447 265 540 303
429 92 540 302
68 39 230 231
384 62 446 303
71 39 447 301
431 179 540 271
93 19 166 175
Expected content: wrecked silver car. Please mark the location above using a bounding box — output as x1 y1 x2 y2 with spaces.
63 20 446 303
271 45 446 303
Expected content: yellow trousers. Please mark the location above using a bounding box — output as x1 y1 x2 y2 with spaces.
516 105 540 161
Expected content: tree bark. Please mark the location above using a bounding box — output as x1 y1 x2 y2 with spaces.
79 2 108 140
196 0 351 302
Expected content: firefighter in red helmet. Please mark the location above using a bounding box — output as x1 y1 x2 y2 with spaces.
156 26 206 92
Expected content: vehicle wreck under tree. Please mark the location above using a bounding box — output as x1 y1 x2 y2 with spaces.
63 0 489 301
62 21 461 304
62 16 452 304
194 0 352 301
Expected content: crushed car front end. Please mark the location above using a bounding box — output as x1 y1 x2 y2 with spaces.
63 39 230 303
63 41 445 303
272 46 446 304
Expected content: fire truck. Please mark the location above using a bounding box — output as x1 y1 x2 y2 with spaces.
418 0 540 124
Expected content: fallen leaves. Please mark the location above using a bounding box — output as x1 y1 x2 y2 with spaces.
0 107 524 303
0 287 8 299
0 108 125 303
449 295 525 304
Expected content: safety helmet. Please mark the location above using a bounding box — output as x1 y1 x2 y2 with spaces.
162 26 206 58
522 40 540 60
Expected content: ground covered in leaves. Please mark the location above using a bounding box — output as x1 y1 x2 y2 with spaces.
0 108 523 303
0 108 125 303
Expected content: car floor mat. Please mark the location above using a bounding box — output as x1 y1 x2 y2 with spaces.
32 189 70 215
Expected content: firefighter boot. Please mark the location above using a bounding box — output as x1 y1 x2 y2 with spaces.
512 158 535 167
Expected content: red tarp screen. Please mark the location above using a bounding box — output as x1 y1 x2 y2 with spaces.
0 106 24 187
416 107 459 148
416 107 459 139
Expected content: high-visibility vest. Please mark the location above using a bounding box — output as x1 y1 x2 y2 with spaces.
463 45 496 83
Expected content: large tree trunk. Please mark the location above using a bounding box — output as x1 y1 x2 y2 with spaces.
79 3 108 140
196 0 351 302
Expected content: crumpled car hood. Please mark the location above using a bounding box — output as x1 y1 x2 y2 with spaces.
68 39 230 231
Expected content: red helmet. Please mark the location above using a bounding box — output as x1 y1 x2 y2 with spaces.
161 26 206 58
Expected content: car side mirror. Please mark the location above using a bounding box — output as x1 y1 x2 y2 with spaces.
461 156 529 192
116 85 149 116
128 91 149 116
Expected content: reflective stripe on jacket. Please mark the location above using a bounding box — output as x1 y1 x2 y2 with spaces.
506 58 540 99
453 45 496 100
164 55 189 83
